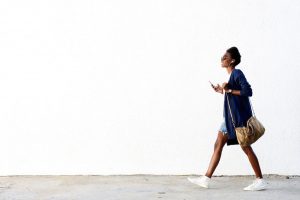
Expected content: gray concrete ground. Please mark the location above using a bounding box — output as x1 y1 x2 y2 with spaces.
0 175 299 200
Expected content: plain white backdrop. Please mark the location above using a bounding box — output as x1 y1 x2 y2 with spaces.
0 0 299 175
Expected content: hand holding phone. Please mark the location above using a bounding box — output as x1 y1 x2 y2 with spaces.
209 80 223 94
209 81 216 89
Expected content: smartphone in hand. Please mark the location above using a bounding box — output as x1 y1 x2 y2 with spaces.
209 81 216 89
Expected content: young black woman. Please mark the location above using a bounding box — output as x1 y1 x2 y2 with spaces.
188 47 268 191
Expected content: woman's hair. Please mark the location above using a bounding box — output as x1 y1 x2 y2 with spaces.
226 47 241 67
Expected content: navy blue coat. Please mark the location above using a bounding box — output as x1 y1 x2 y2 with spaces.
223 68 253 146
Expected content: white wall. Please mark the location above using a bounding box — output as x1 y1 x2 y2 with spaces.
0 0 299 175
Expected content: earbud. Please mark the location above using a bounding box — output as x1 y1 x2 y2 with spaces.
231 61 234 63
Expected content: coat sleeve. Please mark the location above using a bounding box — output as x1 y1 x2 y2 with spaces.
234 70 252 97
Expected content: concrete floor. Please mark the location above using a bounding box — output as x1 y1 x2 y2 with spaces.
0 175 299 200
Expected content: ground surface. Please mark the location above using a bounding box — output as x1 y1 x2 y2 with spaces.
0 175 299 200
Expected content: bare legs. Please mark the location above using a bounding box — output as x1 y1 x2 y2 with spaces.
205 132 228 178
204 131 263 179
241 146 263 178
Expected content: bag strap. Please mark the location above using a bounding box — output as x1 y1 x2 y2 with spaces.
226 93 256 128
249 97 255 117
226 93 236 128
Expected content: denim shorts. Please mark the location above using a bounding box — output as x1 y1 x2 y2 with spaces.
219 119 228 135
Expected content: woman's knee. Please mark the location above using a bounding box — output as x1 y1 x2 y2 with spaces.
214 141 221 150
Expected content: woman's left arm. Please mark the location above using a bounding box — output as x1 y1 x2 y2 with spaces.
229 89 241 96
222 82 241 95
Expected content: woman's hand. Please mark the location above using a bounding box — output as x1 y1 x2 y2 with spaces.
222 82 232 93
222 82 229 90
213 84 224 94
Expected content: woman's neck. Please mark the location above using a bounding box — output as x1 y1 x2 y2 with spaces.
226 66 234 74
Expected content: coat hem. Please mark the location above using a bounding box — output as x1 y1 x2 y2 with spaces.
227 138 239 146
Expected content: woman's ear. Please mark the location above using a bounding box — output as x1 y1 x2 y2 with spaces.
230 59 235 66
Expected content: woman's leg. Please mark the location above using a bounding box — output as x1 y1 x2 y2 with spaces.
205 131 228 178
241 145 263 178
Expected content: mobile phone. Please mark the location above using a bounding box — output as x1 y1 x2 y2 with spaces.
209 81 216 89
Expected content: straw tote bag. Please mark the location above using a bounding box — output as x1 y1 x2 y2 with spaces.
226 93 265 146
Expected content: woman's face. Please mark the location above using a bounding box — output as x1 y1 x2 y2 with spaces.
221 52 234 68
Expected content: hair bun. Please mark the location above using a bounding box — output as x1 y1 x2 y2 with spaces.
226 47 241 66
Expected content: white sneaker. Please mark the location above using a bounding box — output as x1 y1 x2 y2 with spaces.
243 178 268 191
187 176 211 188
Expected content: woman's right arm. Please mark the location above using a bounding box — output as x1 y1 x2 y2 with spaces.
234 70 253 96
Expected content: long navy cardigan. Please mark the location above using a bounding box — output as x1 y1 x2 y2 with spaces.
224 68 253 146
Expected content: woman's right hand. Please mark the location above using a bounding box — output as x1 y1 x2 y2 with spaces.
214 84 224 94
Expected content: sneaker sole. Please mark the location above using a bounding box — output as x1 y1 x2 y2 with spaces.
243 185 267 191
187 177 209 188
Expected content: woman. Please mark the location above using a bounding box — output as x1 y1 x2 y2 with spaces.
188 47 268 191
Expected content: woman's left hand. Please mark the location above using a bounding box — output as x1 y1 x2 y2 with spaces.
222 82 229 91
